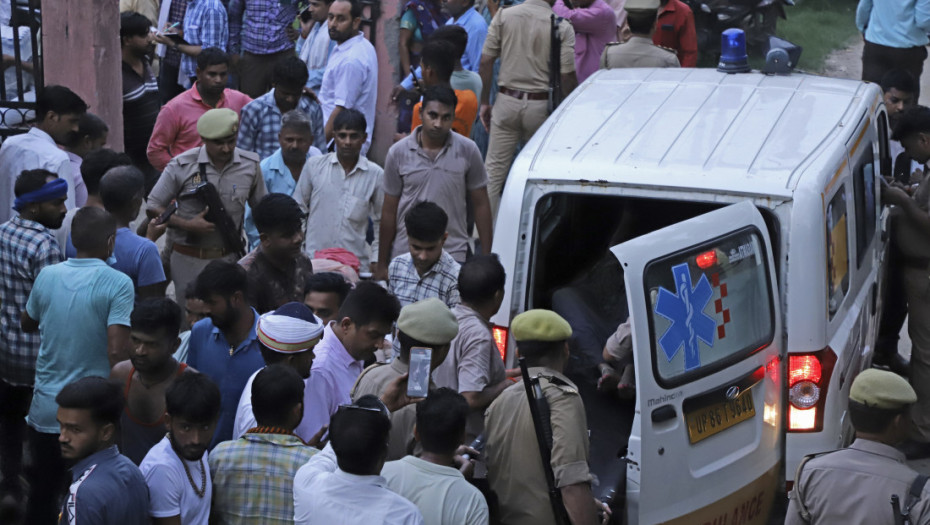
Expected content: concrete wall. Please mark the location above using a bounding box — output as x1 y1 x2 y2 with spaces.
43 0 123 151
368 0 401 165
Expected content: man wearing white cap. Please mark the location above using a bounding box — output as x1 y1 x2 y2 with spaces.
233 302 325 443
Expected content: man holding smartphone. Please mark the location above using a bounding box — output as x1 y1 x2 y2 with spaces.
351 297 459 460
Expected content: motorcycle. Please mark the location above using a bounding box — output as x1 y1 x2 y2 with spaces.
683 0 794 62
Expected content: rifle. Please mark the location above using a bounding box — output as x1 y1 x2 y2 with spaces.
519 357 570 525
548 13 564 114
179 168 246 258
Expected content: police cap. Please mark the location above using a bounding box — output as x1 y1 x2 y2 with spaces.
397 297 459 345
849 368 916 410
197 108 239 140
511 309 572 342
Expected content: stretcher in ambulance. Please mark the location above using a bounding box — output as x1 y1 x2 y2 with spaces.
489 67 889 524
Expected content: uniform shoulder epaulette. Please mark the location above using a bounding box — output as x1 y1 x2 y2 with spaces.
238 149 261 163
604 41 622 47
540 374 578 395
657 45 677 53
350 361 388 397
174 147 200 166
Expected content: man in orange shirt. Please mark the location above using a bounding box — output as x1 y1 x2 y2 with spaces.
652 0 697 67
409 39 478 137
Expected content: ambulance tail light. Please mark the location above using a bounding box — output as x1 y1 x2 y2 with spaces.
492 325 508 363
787 348 837 432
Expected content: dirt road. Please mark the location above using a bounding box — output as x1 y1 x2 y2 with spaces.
820 37 930 105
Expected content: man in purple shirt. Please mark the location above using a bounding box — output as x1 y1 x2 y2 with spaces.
303 282 400 437
554 0 618 82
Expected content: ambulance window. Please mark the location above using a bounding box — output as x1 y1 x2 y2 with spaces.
853 147 877 267
826 187 850 319
643 229 774 386
877 112 891 179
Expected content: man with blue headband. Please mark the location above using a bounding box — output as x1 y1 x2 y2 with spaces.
0 168 68 516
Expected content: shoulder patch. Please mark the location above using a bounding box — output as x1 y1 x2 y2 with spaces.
658 45 677 53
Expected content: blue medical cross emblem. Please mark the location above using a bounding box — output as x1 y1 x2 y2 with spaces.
654 263 716 371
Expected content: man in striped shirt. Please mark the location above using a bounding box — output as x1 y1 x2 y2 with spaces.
121 12 162 193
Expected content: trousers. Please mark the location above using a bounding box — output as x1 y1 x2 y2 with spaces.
25 428 66 525
862 40 927 100
904 265 930 441
0 380 31 497
237 49 295 99
485 92 549 218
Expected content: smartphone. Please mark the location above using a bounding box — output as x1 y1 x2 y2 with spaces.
300 5 313 22
407 346 432 397
154 201 178 225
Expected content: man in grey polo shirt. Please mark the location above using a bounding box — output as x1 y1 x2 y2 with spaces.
433 254 512 440
375 85 493 281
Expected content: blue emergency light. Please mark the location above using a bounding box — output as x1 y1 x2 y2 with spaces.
717 28 750 74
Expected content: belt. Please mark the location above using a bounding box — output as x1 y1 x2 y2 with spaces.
499 87 549 101
173 244 229 260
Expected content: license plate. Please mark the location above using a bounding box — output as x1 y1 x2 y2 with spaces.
685 391 755 444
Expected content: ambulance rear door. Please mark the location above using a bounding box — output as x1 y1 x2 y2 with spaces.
611 200 784 525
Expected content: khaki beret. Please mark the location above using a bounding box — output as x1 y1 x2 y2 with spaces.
197 108 239 140
849 368 916 410
624 0 659 10
397 298 459 345
512 309 572 342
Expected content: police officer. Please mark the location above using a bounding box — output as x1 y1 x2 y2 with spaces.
147 108 267 313
786 369 930 524
478 0 578 218
351 297 459 460
600 0 679 69
484 309 602 525
883 106 930 458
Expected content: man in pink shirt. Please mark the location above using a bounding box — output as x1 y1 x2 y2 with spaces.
554 0 618 82
146 48 252 172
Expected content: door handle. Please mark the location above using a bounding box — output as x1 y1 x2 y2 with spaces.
651 405 677 423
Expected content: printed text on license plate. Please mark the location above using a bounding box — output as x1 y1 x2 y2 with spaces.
685 391 755 444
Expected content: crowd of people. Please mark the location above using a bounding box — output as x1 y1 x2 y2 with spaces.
0 0 685 521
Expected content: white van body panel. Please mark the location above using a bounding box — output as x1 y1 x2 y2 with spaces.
490 68 887 506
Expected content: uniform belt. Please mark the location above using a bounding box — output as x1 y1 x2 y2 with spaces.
173 243 229 260
499 87 549 101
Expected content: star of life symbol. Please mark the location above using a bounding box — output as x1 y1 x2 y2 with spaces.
654 263 716 371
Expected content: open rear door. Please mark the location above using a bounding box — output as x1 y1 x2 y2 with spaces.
611 201 784 525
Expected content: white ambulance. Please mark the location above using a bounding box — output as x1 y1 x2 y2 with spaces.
489 67 889 524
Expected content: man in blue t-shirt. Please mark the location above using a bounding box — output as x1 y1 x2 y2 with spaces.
99 165 167 297
57 376 149 524
22 207 134 525
187 260 264 448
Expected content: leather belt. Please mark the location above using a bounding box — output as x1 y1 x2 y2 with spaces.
173 243 228 260
499 87 549 101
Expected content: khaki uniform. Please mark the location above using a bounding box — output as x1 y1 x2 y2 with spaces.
350 359 432 460
484 367 592 525
482 0 576 217
599 36 680 69
785 439 930 524
147 146 266 303
892 167 930 441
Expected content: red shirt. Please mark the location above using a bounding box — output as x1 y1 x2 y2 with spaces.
145 84 252 172
652 0 698 67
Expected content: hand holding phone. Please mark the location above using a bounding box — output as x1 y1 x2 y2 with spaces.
407 347 432 397
154 201 178 226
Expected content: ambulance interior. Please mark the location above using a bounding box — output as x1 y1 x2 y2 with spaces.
526 191 781 506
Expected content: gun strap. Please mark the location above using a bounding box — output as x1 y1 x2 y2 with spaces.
903 474 929 523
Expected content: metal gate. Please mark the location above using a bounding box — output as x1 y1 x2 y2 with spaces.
0 0 42 141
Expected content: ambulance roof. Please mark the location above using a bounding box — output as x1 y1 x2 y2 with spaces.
512 68 881 198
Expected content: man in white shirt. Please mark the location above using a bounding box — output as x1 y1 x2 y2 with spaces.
0 85 86 223
233 302 324 441
302 282 401 437
319 0 378 152
293 109 383 271
298 0 335 92
140 373 220 525
382 388 489 525
293 395 424 525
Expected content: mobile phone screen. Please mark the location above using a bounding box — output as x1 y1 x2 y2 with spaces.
407 347 432 397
